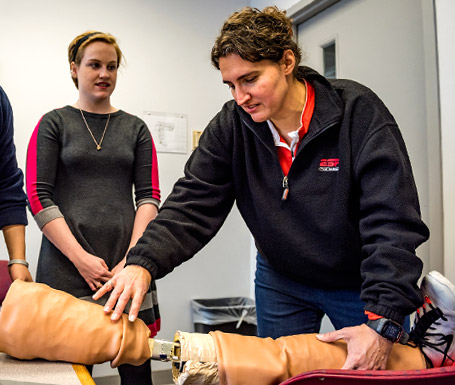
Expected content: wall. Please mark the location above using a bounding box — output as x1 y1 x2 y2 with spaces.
295 0 442 274
251 0 300 10
436 0 455 283
0 0 251 376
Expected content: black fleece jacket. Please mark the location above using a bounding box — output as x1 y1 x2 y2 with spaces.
127 67 429 324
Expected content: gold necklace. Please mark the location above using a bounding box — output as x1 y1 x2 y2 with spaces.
77 104 111 151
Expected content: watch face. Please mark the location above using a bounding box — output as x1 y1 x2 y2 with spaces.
383 322 401 341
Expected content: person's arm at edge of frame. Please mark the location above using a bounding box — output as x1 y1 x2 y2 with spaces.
3 224 33 282
0 86 32 282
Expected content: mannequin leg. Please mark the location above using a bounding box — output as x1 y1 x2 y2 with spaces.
172 330 426 385
0 280 151 367
207 331 426 385
0 280 432 385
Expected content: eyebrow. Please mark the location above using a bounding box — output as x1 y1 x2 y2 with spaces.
222 71 259 85
86 58 117 65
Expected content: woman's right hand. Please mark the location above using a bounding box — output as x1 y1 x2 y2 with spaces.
41 218 113 291
9 264 33 282
72 251 113 291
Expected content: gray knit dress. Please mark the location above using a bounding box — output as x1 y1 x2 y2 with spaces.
27 105 161 332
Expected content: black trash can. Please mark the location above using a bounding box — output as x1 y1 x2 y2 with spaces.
191 297 257 336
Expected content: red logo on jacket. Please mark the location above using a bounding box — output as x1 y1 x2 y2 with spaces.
319 158 339 171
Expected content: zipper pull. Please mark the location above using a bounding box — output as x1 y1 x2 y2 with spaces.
281 176 289 201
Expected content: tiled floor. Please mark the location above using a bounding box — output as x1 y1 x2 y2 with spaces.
94 369 173 385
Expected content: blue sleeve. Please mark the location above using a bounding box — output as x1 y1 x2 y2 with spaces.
0 86 28 229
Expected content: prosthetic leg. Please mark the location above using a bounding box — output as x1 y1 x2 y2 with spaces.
0 279 152 367
170 330 426 385
207 331 425 385
0 281 427 385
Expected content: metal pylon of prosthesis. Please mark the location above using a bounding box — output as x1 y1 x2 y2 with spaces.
150 339 180 362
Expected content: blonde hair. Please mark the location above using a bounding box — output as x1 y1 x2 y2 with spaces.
68 31 123 88
211 6 301 75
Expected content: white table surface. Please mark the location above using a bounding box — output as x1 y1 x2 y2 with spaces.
0 353 94 385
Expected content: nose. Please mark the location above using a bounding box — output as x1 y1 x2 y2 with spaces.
99 66 110 78
233 87 250 105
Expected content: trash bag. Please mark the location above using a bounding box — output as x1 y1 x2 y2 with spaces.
190 297 257 336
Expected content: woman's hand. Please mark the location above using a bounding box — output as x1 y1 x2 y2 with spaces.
93 265 151 322
72 251 113 291
8 264 33 282
317 323 393 370
41 218 113 291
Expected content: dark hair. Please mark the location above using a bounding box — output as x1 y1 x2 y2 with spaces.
211 6 301 75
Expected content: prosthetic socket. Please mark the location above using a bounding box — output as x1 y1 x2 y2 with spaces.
0 281 426 385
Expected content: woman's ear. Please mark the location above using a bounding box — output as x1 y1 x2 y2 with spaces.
70 62 77 79
281 49 296 76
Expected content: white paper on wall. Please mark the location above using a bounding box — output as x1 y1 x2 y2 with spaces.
143 111 188 154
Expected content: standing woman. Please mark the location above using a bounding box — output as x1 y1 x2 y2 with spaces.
97 7 429 372
26 31 160 384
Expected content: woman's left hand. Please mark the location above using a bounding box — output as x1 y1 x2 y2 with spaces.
316 323 393 370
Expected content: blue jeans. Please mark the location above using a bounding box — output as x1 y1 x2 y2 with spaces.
255 254 410 338
255 253 369 339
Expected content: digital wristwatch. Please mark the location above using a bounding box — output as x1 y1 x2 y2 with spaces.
366 318 409 344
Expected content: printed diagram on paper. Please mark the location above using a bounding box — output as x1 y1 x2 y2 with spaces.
143 111 187 153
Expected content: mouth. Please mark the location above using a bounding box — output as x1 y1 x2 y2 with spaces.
242 103 259 113
95 82 110 89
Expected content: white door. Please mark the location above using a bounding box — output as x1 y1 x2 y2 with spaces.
295 0 441 272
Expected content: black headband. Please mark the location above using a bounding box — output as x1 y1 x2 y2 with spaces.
71 32 103 62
